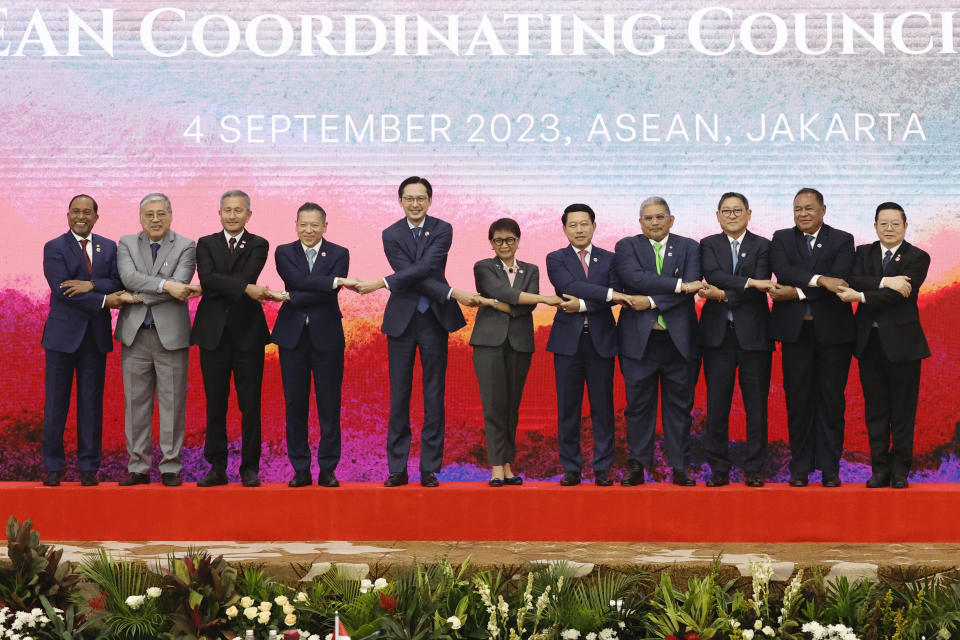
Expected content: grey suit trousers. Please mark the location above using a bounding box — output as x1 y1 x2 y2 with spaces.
473 343 532 466
121 326 188 474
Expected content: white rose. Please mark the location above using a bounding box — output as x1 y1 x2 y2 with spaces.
744 630 755 640
124 595 145 610
587 633 598 640
225 606 238 619
561 630 581 640
374 578 388 591
285 613 297 626
283 604 296 615
295 592 309 603
241 596 255 608
447 616 462 630
275 595 290 607
325 634 333 640
146 587 162 599
762 626 774 637
360 579 373 594
244 606 258 620
258 611 271 624
755 620 763 630
259 601 272 612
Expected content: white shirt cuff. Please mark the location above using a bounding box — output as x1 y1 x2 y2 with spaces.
808 275 820 287
648 296 657 309
578 299 587 312
674 279 682 294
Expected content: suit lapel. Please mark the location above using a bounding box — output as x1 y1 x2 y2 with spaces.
152 232 177 276
735 232 756 276
65 231 86 271
565 246 588 282
295 243 312 274
414 217 434 261
884 241 910 276
660 236 678 278
717 235 735 274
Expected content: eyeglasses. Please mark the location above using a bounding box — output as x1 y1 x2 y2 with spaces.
719 208 746 218
492 237 517 246
401 196 429 204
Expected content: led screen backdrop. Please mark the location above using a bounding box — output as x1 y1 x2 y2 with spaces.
2 1 959 482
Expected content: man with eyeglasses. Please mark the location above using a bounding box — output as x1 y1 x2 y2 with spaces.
546 204 631 487
352 176 476 487
191 189 272 488
768 187 855 487
614 197 703 486
114 193 200 487
696 192 775 487
835 202 929 489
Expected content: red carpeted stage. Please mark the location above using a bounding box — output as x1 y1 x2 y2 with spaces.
3 481 958 542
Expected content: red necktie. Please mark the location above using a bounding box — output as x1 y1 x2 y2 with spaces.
579 249 589 276
79 238 92 274
229 237 236 255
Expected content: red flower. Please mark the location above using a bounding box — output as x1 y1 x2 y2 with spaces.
379 592 397 614
665 635 679 640
685 633 701 640
88 591 107 611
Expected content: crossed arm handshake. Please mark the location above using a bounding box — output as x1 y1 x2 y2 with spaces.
60 279 203 309
692 275 912 303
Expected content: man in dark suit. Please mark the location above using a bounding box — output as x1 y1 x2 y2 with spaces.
614 196 703 486
697 192 775 487
191 189 271 487
546 204 628 487
352 177 474 487
836 202 929 489
768 187 855 487
42 194 132 486
115 193 200 487
270 202 352 488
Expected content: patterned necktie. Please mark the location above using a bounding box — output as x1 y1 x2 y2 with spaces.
79 238 92 274
306 248 317 272
229 237 236 255
805 234 815 256
412 227 430 312
882 249 893 274
144 242 160 327
578 249 589 276
653 241 666 329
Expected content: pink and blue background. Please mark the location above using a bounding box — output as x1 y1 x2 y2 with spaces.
2 2 959 482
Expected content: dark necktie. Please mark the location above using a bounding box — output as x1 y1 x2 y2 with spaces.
412 227 430 313
882 249 893 274
144 242 160 327
728 240 739 322
805 234 815 256
79 238 92 275
229 237 236 255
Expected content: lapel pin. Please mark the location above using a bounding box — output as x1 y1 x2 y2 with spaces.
667 252 673 257
321 251 327 257
895 255 901 262
96 245 101 253
741 252 747 257
816 243 822 248
593 257 598 262
519 269 524 274
424 231 430 237
164 261 169 267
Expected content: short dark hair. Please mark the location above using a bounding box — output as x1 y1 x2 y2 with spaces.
488 217 521 240
717 192 749 211
794 187 824 205
68 194 98 214
875 201 906 223
296 202 326 222
398 176 432 199
562 203 595 225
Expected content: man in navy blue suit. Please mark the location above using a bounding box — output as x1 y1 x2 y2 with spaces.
352 177 475 487
546 204 629 487
270 202 353 488
697 192 775 487
768 187 855 487
614 197 703 486
41 194 134 486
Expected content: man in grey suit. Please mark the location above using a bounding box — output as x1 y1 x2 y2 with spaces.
115 193 201 486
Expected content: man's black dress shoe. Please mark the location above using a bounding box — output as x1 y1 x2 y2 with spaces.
672 469 696 486
80 471 99 486
866 474 890 488
488 477 504 487
197 468 228 487
621 465 645 486
43 471 63 487
706 472 729 487
318 469 340 487
560 471 581 486
595 470 612 486
161 472 182 487
503 475 522 486
821 474 842 488
119 472 149 486
788 476 808 487
289 470 311 487
384 471 408 487
420 472 439 487
241 470 261 487
745 473 765 488
892 475 909 489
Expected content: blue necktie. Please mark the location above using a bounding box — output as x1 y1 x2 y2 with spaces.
728 240 739 322
806 234 815 256
412 228 430 313
306 248 316 272
882 249 892 274
143 242 160 327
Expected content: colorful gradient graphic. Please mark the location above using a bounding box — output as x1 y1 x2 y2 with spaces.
2 2 959 482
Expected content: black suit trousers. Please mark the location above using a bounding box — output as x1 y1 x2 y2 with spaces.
279 330 344 473
554 330 616 473
781 321 852 478
200 331 264 474
702 325 771 474
386 310 448 474
859 329 921 477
